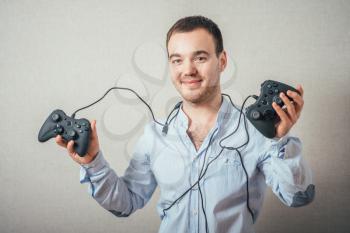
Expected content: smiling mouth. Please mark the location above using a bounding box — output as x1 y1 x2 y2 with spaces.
182 79 202 85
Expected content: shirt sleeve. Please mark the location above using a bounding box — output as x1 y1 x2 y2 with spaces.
79 123 158 217
256 131 315 207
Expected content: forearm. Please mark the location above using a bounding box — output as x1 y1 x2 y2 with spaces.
80 151 136 216
259 136 315 207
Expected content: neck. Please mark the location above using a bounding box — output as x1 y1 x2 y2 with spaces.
182 91 223 126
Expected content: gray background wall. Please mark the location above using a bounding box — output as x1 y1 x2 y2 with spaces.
1 0 349 232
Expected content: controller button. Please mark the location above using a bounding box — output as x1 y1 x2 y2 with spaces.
268 90 273 95
273 82 278 87
267 84 272 88
79 130 83 133
75 124 81 128
66 121 72 126
263 109 275 120
274 89 279 93
81 122 87 126
264 109 273 114
68 130 77 139
57 127 63 134
261 100 267 105
51 113 60 122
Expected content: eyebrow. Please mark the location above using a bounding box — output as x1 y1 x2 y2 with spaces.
168 50 210 60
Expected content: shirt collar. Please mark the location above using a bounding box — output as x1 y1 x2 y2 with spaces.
175 95 234 129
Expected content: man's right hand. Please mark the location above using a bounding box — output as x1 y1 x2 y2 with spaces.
55 120 100 165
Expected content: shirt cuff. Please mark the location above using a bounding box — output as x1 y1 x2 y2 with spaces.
269 133 292 159
82 150 106 167
80 150 109 183
270 132 290 146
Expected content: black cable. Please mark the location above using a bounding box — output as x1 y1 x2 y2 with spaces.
197 128 219 233
163 94 257 230
162 102 182 135
166 101 183 124
202 96 254 224
218 94 255 222
198 182 209 233
236 149 254 222
71 85 257 228
168 106 181 126
71 87 165 127
219 94 255 150
161 129 221 218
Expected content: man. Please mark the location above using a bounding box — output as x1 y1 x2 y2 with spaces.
56 16 315 233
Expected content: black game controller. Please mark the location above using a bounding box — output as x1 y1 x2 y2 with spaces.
246 80 300 138
38 110 91 156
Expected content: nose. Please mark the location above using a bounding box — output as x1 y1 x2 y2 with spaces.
183 59 197 76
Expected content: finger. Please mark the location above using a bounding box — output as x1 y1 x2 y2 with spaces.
90 120 98 140
286 90 303 106
66 140 81 162
55 135 67 148
280 92 297 123
296 84 304 97
272 102 292 126
286 90 304 115
67 140 75 155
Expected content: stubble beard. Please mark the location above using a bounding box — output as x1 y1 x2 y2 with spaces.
180 82 220 105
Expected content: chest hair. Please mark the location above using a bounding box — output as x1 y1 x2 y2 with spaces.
187 124 211 151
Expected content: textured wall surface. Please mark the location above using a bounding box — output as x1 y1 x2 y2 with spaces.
1 0 349 232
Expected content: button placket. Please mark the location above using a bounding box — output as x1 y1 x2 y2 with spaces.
190 158 199 190
189 176 199 233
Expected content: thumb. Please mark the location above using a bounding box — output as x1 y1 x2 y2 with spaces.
90 120 98 139
67 140 75 155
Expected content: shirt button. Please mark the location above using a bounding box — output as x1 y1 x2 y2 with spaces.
193 209 198 215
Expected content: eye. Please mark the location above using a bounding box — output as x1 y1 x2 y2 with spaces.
195 56 207 62
171 59 182 65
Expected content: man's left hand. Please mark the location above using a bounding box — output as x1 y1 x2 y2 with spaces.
272 84 304 138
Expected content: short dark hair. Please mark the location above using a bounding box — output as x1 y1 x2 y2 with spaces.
166 15 224 57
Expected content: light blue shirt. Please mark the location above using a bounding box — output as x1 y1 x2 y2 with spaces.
80 96 315 233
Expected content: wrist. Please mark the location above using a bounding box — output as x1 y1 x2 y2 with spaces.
80 151 108 172
80 150 99 165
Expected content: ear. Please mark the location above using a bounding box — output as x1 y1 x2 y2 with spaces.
219 50 227 72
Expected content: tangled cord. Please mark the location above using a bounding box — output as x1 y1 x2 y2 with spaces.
72 87 256 232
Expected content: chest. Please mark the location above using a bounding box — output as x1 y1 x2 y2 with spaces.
149 141 263 204
186 124 212 151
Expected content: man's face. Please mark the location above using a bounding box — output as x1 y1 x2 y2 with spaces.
167 28 227 104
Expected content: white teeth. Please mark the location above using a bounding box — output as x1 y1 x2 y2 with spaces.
182 80 201 84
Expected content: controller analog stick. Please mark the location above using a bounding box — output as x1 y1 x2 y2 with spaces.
273 96 283 106
51 113 60 122
251 110 261 120
68 130 77 139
